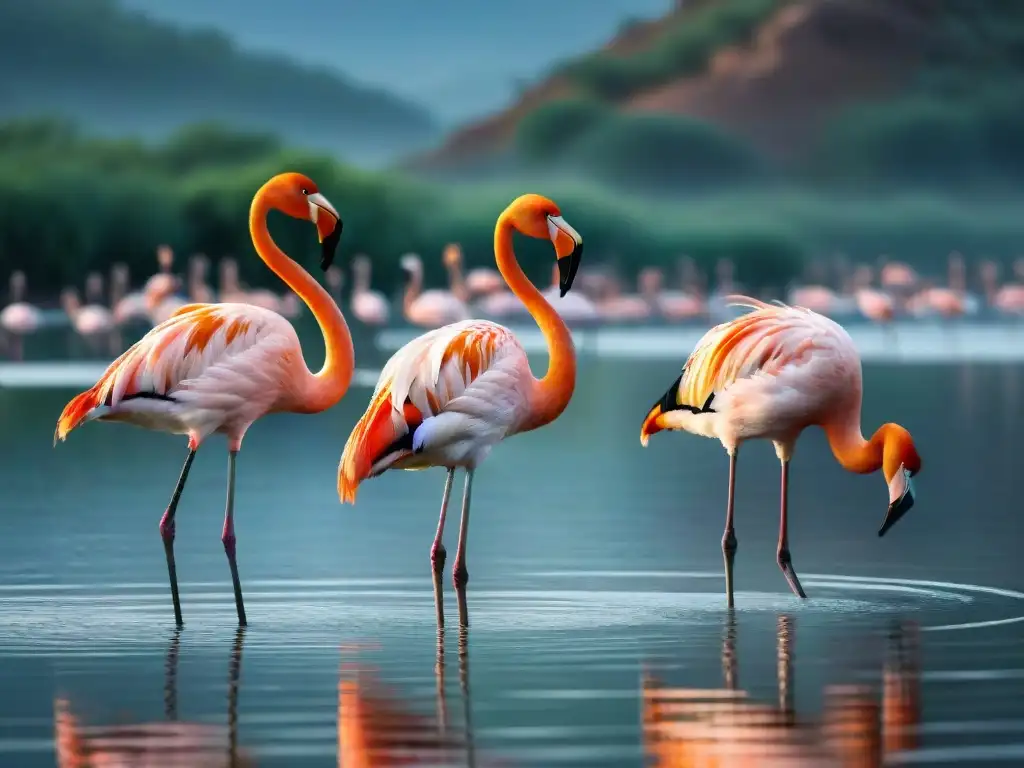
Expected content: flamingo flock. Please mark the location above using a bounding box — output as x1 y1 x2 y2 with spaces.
48 171 928 632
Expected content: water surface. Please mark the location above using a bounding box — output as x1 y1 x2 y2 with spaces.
1 357 1022 766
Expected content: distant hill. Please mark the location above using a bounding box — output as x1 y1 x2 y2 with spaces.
0 0 438 165
406 0 1024 187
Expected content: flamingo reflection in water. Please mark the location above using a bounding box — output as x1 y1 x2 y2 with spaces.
643 617 921 767
55 629 251 768
338 626 488 767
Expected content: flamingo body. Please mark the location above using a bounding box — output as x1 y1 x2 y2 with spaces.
56 303 305 446
339 319 529 494
73 305 115 336
406 291 471 327
0 302 41 334
353 291 390 325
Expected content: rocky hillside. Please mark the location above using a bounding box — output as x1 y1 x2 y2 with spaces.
406 0 1004 173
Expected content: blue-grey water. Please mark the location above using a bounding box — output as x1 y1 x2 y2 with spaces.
1 331 1023 765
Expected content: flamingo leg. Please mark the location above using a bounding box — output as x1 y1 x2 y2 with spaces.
777 460 807 599
432 469 456 629
221 450 248 627
722 450 738 608
452 469 474 592
431 468 455 574
159 447 197 626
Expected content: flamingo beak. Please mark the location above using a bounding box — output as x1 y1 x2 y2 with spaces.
548 215 583 297
640 405 663 448
879 465 915 537
308 193 343 270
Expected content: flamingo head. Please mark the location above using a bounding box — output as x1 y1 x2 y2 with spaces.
878 425 921 538
639 373 685 447
263 172 342 270
504 194 583 297
156 244 174 270
400 253 423 277
442 243 462 269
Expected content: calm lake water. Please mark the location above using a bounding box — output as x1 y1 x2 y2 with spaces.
1 347 1023 765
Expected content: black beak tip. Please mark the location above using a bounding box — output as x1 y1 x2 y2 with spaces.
557 244 583 297
319 221 343 272
878 493 914 538
559 286 569 298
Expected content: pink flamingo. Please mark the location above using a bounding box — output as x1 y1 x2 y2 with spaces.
474 287 528 320
787 284 837 315
399 253 471 328
597 272 653 322
0 270 42 360
643 268 706 322
110 263 151 328
55 172 350 627
994 284 1024 317
188 254 216 303
350 254 390 326
338 195 584 618
465 266 504 298
640 296 922 606
61 274 119 356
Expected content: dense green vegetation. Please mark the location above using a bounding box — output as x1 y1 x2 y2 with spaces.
5 119 1024 300
0 0 435 159
516 104 766 192
560 0 792 100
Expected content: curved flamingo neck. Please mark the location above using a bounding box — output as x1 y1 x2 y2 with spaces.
824 419 911 483
495 217 575 432
403 268 422 314
446 260 468 302
249 192 354 413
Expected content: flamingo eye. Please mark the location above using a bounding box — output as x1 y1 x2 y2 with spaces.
301 188 309 195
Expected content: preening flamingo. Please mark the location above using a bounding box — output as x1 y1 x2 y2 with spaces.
54 172 350 627
350 254 390 326
640 297 921 606
400 253 471 328
0 270 41 360
338 194 583 618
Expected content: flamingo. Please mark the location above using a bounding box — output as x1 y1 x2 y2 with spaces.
0 270 42 360
351 254 390 326
475 287 527 320
786 285 837 315
465 266 504 298
399 253 471 328
61 278 119 357
188 254 216 303
54 172 350 627
338 194 583 619
110 263 151 328
644 268 707 323
854 283 897 346
639 297 922 606
597 272 653 322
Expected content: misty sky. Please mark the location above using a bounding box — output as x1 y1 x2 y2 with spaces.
118 0 673 125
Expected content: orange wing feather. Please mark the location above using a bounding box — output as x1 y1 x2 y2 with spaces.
338 321 514 503
676 297 816 410
54 304 266 443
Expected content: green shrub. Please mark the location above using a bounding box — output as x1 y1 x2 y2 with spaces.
560 113 766 191
515 98 613 163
